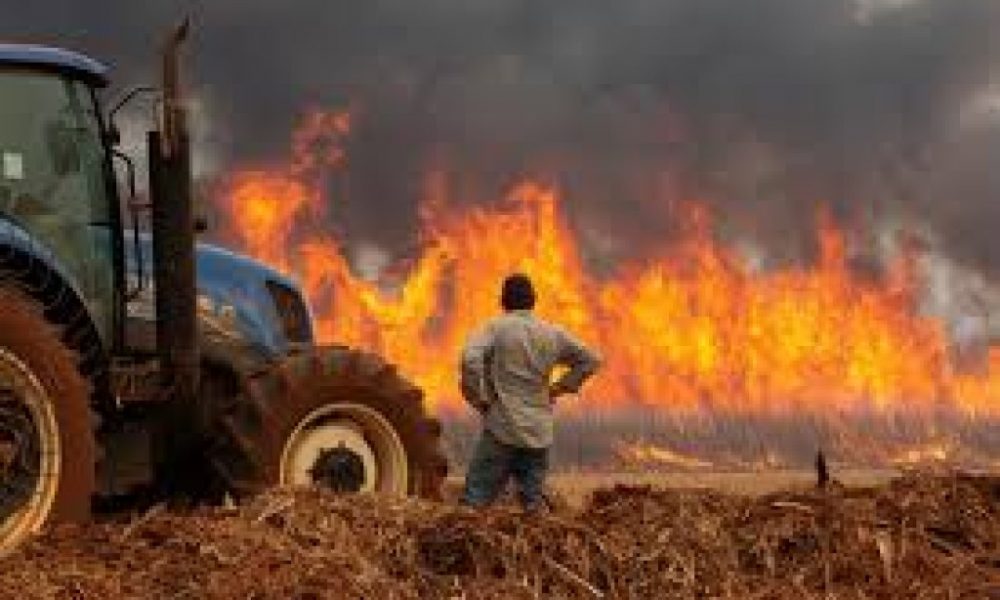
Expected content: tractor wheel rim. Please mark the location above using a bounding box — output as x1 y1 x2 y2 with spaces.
279 403 408 495
0 348 60 554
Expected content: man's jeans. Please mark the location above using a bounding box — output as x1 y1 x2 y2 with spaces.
463 431 549 511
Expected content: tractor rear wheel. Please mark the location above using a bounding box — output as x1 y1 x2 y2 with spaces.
0 286 94 554
210 347 447 500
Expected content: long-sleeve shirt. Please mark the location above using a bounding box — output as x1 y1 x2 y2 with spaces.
460 310 601 448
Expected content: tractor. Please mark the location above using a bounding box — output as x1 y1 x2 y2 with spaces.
0 25 447 553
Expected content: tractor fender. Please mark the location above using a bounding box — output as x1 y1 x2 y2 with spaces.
0 217 105 379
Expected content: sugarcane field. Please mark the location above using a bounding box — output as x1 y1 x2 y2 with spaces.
2 2 1000 599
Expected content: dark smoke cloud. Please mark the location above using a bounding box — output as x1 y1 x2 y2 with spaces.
1 0 998 274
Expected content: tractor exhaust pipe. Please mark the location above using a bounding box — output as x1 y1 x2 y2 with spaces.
149 20 199 481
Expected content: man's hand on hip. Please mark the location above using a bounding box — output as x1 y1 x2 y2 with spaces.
548 383 566 404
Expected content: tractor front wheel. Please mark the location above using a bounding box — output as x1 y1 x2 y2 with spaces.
209 347 447 500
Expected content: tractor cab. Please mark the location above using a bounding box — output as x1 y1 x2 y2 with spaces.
0 45 119 343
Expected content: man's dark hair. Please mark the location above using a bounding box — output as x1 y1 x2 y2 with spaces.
501 273 536 311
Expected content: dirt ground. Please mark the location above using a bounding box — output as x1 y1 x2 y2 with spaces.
3 469 999 599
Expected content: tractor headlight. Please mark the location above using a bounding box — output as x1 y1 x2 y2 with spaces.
196 293 215 314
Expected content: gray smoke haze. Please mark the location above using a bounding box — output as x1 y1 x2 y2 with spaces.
2 0 998 277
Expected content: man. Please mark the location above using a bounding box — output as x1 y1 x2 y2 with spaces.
460 273 601 511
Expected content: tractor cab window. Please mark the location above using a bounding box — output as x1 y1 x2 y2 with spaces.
0 70 115 339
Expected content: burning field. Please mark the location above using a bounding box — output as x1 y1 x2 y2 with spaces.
218 109 1000 415
4 471 1000 599
211 108 1000 469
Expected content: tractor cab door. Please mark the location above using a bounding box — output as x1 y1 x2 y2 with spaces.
0 70 117 341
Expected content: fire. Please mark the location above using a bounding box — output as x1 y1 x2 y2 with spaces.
222 109 350 271
217 110 1000 414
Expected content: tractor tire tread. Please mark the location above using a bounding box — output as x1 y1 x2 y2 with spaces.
208 346 447 500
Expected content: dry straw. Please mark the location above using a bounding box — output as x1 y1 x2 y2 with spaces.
2 471 1000 599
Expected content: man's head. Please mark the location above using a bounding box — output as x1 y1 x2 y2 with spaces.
501 273 536 311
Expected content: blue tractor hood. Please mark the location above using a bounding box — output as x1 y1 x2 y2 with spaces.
126 234 315 357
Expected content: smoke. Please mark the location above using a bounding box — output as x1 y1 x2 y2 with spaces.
1 0 998 276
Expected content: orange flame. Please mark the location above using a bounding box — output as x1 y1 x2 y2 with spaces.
217 110 1000 414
